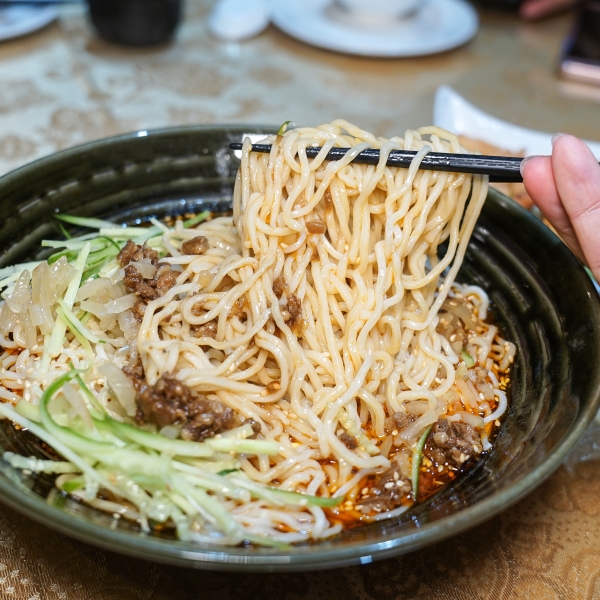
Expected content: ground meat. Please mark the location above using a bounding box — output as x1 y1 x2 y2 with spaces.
154 263 177 295
123 264 143 293
132 300 147 323
190 297 204 316
133 372 251 442
272 276 288 299
384 411 416 433
358 461 412 513
339 432 358 449
118 240 158 267
136 280 160 301
181 236 209 255
436 311 467 355
122 361 146 394
230 297 246 318
429 419 482 467
469 367 489 385
135 373 192 427
192 320 217 339
117 240 138 267
121 246 176 302
285 294 304 334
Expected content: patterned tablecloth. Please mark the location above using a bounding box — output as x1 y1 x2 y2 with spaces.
0 2 599 598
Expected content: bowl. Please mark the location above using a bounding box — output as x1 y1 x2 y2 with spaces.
0 125 598 572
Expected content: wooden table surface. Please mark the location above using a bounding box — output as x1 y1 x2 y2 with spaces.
0 2 599 598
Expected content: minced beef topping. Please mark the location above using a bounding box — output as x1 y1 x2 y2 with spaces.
272 276 288 300
130 371 258 442
358 460 412 513
181 236 209 256
285 294 304 334
384 411 416 433
192 319 218 339
339 432 358 449
428 419 482 467
117 240 158 267
118 240 177 318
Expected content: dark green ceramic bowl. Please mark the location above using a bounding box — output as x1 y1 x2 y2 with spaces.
0 125 598 572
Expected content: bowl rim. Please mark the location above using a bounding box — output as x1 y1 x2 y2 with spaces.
0 126 599 572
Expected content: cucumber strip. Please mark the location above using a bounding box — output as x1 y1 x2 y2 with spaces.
173 475 240 536
99 227 156 238
55 214 117 229
183 211 210 228
100 416 278 457
90 449 172 477
70 368 105 418
56 306 94 360
173 462 250 501
411 424 433 499
179 472 250 502
97 417 215 457
60 477 85 492
41 242 91 373
461 349 475 368
48 250 77 265
39 370 115 454
206 437 278 456
229 476 344 508
0 403 114 492
15 399 41 422
42 237 106 250
57 221 72 240
277 121 295 135
57 300 105 345
149 217 169 233
3 451 79 474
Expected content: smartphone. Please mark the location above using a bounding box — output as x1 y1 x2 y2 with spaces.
559 2 600 86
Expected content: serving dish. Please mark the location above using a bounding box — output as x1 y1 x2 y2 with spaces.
433 85 600 158
0 125 598 572
270 0 478 58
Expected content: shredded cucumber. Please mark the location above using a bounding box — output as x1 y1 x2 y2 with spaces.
411 425 433 499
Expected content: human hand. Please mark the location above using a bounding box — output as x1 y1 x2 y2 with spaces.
521 134 600 279
518 0 579 20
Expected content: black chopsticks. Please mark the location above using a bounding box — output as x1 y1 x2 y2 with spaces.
229 142 524 183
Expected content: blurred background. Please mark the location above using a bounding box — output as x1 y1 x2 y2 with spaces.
0 0 597 177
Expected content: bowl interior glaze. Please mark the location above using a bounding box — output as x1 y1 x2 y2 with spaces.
0 125 598 572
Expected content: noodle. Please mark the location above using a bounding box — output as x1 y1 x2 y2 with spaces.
0 121 516 544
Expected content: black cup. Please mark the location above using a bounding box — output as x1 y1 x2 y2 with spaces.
87 0 182 47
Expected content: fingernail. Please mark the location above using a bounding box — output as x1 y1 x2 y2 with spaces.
551 133 565 146
519 155 540 177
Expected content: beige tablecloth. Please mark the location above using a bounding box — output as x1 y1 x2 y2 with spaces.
0 3 599 598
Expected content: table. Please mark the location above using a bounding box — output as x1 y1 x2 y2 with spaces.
0 3 599 598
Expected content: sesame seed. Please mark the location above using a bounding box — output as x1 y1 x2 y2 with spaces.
362 487 369 495
384 482 394 489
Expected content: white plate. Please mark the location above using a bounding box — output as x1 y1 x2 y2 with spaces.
0 6 58 42
433 85 600 159
271 0 479 58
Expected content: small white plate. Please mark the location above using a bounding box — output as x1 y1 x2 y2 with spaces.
0 6 58 42
271 0 479 58
433 85 600 159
